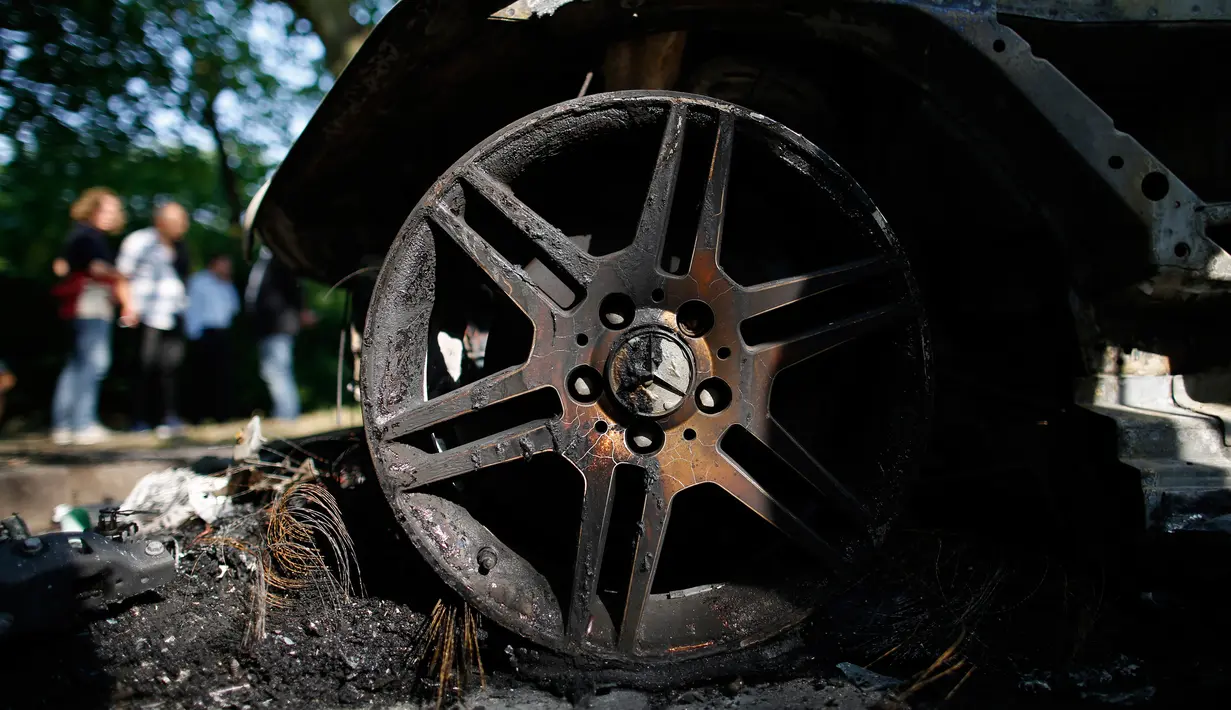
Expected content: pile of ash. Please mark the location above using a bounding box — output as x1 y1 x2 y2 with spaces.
6 420 1231 709
0 422 495 709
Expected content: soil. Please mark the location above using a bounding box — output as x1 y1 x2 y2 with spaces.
5 432 1231 710
0 409 364 455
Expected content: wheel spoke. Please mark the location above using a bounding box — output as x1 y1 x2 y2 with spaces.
565 464 616 644
399 419 558 489
631 104 688 261
738 256 892 319
753 300 914 372
428 202 551 317
618 490 669 653
746 417 871 526
692 112 735 259
378 365 535 441
463 168 600 285
714 454 848 571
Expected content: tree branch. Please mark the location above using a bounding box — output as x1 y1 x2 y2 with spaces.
282 0 369 76
202 91 243 229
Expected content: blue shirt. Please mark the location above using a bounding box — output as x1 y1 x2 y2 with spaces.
183 270 240 340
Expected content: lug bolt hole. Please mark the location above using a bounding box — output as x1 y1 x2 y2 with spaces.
696 378 732 415
600 293 636 329
677 300 715 338
477 546 498 574
683 428 697 441
568 366 603 404
626 423 664 454
595 420 608 433
576 333 589 346
1142 171 1170 201
651 288 666 303
716 346 731 360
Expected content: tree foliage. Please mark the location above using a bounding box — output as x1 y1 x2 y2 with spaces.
0 0 392 429
1 1 326 244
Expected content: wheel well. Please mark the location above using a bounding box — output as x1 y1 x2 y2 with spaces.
259 2 1132 297
335 3 1139 672
291 9 1111 544
666 31 1094 531
307 8 1091 500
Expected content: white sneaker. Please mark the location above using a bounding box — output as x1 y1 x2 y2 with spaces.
73 425 112 446
51 428 73 445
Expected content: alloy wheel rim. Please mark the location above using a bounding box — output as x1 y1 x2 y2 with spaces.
363 91 931 661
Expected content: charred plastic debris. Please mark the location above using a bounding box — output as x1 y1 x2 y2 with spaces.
1 419 361 638
0 512 176 639
0 419 485 709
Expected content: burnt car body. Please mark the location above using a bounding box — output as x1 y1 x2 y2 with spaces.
247 0 1231 673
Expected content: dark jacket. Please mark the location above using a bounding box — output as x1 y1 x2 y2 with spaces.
52 223 116 320
246 248 303 338
62 222 114 272
172 240 191 282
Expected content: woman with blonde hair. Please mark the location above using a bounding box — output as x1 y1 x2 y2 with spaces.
50 187 135 445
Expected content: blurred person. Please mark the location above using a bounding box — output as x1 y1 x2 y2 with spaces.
117 202 191 438
184 251 240 423
0 360 14 425
246 246 315 421
50 187 134 445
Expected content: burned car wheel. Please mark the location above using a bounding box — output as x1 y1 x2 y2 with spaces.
362 91 931 664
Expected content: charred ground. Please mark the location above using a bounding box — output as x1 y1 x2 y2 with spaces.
3 431 1231 710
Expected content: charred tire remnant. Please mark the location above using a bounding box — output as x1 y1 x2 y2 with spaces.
363 91 931 665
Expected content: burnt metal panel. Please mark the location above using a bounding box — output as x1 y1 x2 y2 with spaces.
996 0 1231 22
250 0 1231 295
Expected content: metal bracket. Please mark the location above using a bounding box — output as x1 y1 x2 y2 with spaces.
907 2 1231 293
996 0 1231 22
0 530 176 640
1173 374 1231 447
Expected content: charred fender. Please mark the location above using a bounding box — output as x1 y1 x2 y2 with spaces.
247 0 1231 298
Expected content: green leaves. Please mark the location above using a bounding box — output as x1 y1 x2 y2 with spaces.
0 0 379 427
1 0 328 276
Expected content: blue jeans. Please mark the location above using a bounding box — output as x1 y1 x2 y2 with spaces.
52 318 113 431
259 334 300 420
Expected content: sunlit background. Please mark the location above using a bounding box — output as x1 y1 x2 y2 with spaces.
0 0 399 432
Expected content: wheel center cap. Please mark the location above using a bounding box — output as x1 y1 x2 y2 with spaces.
607 328 694 417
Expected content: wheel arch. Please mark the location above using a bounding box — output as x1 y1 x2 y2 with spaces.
249 0 1132 294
